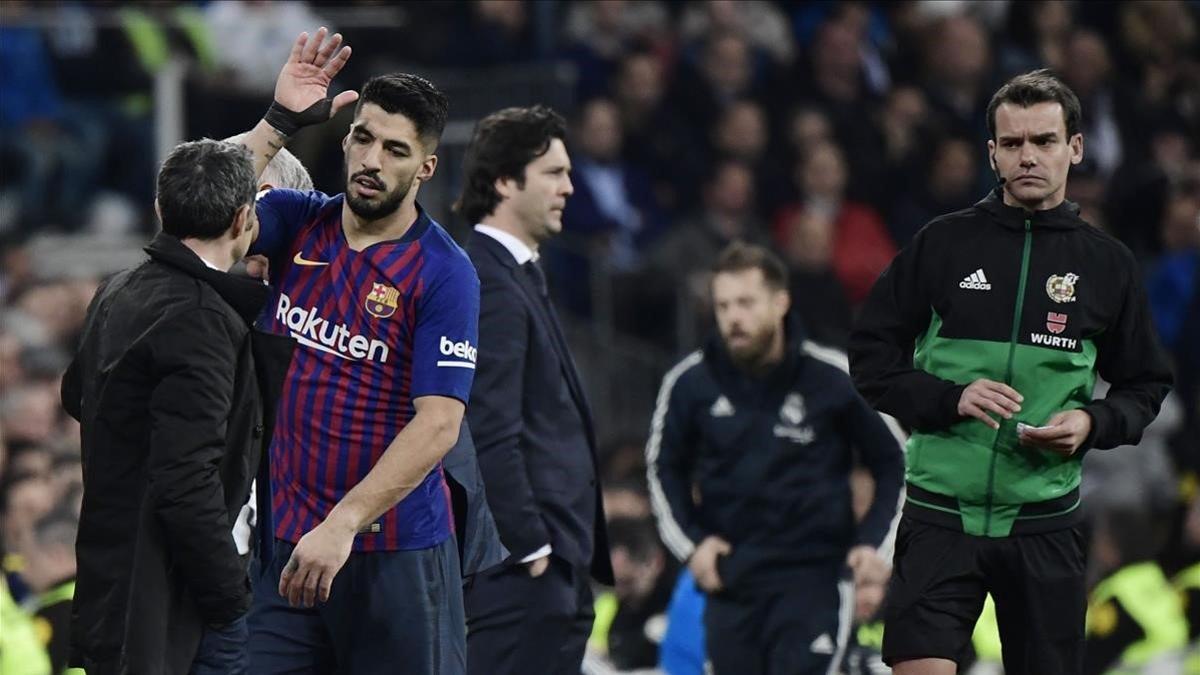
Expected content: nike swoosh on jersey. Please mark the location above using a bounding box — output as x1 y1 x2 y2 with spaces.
293 252 330 267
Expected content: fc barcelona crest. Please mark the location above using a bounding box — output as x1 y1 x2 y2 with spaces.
1045 273 1079 304
365 282 399 319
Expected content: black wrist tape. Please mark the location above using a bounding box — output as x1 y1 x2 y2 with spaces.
263 98 334 137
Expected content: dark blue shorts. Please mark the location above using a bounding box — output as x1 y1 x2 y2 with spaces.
248 537 465 675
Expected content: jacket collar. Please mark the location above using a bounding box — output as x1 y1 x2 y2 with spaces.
144 233 273 325
975 187 1084 231
704 312 808 392
470 229 522 270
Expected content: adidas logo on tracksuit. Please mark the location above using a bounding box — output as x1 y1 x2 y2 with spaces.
959 268 992 291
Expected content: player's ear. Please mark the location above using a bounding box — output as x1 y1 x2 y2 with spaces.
230 203 251 239
1069 133 1084 165
417 154 438 183
987 139 997 171
495 175 515 199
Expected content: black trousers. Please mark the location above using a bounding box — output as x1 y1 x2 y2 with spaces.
464 556 594 675
882 516 1087 674
704 563 853 675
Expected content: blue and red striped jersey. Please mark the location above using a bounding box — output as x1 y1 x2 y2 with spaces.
252 189 479 552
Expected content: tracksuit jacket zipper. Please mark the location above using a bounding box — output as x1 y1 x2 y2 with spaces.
983 218 1032 535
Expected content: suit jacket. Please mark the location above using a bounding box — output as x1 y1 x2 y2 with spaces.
465 232 613 584
61 233 294 674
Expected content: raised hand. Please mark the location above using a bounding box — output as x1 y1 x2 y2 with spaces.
273 27 358 120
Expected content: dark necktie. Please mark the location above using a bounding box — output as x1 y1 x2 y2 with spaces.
524 260 573 373
524 259 549 298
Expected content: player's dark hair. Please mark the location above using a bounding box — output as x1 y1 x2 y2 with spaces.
454 105 567 225
987 69 1082 139
156 139 256 241
356 73 449 149
606 517 663 564
713 241 789 292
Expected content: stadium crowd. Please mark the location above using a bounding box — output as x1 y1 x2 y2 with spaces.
1 1 1198 673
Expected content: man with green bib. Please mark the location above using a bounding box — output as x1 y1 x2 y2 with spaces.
850 69 1173 674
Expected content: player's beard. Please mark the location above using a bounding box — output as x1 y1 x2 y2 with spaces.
345 168 413 221
723 321 778 370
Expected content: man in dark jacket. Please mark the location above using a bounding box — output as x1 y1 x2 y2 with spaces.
849 70 1174 674
61 139 294 675
457 105 613 675
647 242 905 674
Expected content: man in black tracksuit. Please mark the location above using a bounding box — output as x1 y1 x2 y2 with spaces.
647 242 905 674
849 71 1173 674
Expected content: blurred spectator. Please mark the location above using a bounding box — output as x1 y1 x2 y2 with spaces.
0 575 51 675
1147 187 1200 351
204 1 331 95
1085 507 1188 674
611 49 701 214
1108 121 1195 260
876 85 932 179
772 140 896 308
452 0 538 66
785 104 835 159
0 7 102 232
679 1 795 66
561 0 671 101
998 0 1075 76
710 99 789 219
1061 29 1127 179
589 516 672 671
670 31 763 158
0 383 63 447
792 16 890 207
889 136 981 246
648 159 766 343
1118 0 1199 136
21 508 77 675
553 97 665 316
921 14 994 143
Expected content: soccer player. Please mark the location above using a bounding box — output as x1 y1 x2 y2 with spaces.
236 29 479 673
648 242 904 674
850 70 1173 674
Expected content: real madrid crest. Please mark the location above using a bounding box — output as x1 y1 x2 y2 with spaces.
780 393 806 426
1045 273 1079 304
365 282 399 319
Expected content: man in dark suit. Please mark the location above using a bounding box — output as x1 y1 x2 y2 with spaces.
61 139 294 675
457 105 614 675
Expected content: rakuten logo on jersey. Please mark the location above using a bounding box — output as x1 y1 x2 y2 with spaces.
438 336 477 369
275 293 390 363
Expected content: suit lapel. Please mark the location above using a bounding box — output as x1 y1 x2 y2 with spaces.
472 234 596 445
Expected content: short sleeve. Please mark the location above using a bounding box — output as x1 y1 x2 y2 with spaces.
410 258 481 403
251 188 330 259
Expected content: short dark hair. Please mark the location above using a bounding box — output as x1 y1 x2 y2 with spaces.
356 73 449 149
713 241 789 291
156 139 256 241
454 105 567 225
606 517 663 564
986 69 1082 139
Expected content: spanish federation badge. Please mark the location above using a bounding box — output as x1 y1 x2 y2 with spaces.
1045 273 1079 304
365 282 399 319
